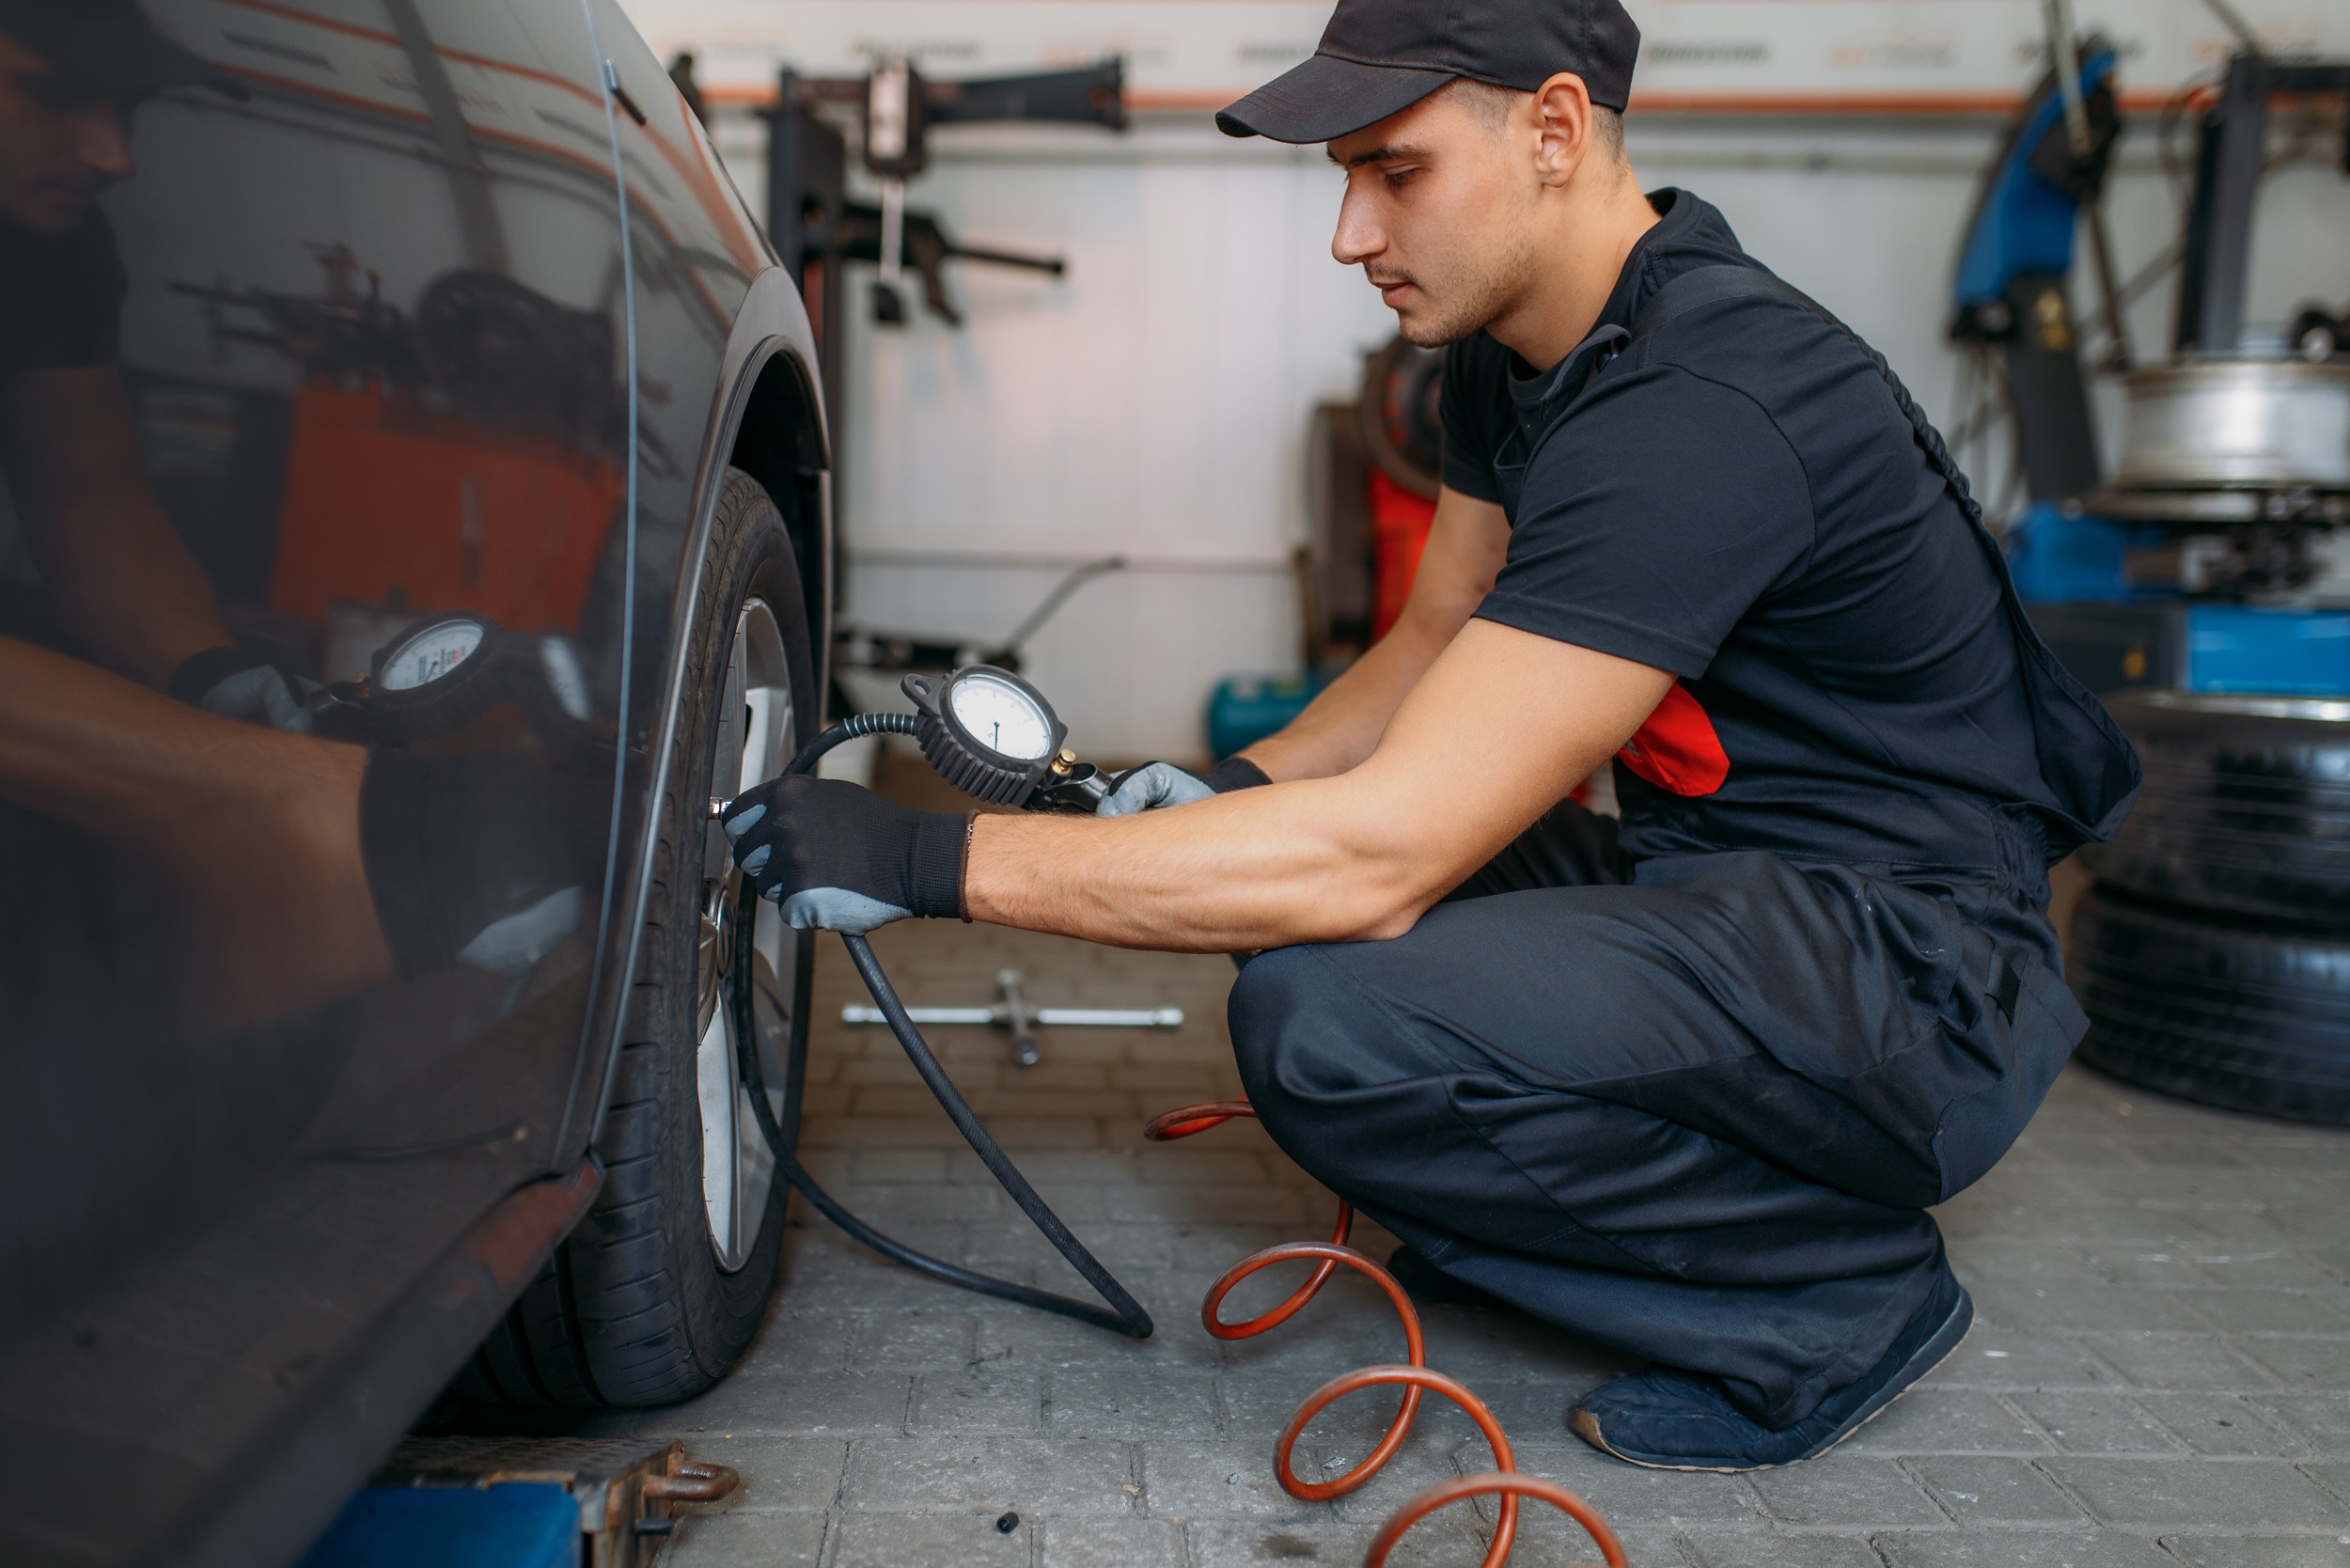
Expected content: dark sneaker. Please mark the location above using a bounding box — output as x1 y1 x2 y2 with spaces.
1386 1246 1514 1311
1569 1267 1971 1471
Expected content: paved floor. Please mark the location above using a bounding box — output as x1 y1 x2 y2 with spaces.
573 795 2350 1566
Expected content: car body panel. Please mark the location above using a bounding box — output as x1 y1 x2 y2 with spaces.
0 0 824 1560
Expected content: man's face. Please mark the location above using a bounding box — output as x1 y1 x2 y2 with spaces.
1327 88 1538 349
0 30 137 233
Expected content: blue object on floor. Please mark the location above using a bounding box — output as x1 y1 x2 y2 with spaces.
295 1483 580 1568
2186 604 2350 698
1207 669 1332 760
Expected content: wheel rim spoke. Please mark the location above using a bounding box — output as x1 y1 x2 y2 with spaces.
697 597 796 1272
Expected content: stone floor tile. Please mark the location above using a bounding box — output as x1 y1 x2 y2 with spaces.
2188 1294 2350 1335
1043 1369 1221 1439
2242 1340 2350 1393
827 1512 1030 1567
2039 1457 2349 1529
1971 1279 2219 1334
2135 1392 2308 1457
1907 1455 2087 1525
656 1371 912 1437
1140 1441 1334 1518
910 1372 1042 1435
1872 1529 2178 1567
1925 1333 2116 1391
1180 1513 1477 1568
662 1510 829 1566
842 1435 1136 1514
845 1309 975 1371
2078 1335 2277 1391
2257 1397 2350 1458
1747 1455 1948 1527
1840 1388 2053 1455
1679 1529 1889 1568
2011 1392 2187 1456
2160 1536 2350 1567
1039 1515 1183 1567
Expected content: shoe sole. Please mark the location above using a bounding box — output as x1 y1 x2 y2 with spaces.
1569 1286 1975 1473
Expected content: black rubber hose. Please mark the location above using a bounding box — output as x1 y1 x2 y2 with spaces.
728 717 1154 1338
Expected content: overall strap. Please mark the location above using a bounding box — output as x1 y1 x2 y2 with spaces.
1624 263 2142 854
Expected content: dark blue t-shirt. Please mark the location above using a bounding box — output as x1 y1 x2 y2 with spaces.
1442 189 2070 882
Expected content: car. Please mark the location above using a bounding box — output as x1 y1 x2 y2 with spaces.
0 3 828 1563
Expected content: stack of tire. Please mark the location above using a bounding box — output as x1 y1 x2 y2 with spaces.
2074 690 2350 1124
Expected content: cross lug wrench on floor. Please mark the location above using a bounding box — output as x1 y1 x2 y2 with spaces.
841 966 1183 1067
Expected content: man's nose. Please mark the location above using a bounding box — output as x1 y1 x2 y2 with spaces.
79 108 136 183
1330 184 1382 268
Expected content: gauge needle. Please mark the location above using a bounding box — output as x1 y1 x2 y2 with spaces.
993 722 1001 750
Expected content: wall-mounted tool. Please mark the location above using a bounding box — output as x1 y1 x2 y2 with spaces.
766 57 1124 334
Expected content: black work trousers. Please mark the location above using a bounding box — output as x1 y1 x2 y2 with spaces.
1229 800 2085 1431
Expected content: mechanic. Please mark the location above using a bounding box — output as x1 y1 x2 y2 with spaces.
719 0 2140 1471
0 0 596 1035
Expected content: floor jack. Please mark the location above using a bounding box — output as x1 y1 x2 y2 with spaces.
842 967 1182 1067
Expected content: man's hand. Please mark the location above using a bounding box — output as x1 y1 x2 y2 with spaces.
1097 755 1270 817
723 776 968 933
168 647 316 731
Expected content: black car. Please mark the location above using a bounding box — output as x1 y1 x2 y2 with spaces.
0 3 828 1562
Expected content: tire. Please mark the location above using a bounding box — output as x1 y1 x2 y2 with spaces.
2072 883 2350 1125
2082 689 2350 926
452 466 816 1406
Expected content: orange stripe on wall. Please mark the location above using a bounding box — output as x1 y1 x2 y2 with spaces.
698 83 2235 116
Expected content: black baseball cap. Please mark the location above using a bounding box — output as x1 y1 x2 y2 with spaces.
1217 0 1640 143
0 0 227 96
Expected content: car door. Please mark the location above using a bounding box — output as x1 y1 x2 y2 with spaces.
0 1 650 1560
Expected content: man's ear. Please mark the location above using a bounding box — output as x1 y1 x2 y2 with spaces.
1529 71 1595 188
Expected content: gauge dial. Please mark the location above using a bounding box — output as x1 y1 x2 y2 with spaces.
378 616 487 691
948 671 1055 760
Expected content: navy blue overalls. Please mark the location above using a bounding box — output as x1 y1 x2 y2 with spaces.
1230 266 2139 1433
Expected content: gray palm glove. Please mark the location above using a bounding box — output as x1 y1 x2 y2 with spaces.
1096 755 1271 817
168 646 317 732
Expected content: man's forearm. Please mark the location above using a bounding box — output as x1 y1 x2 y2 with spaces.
964 621 1673 952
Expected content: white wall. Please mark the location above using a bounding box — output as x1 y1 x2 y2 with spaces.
636 0 2350 760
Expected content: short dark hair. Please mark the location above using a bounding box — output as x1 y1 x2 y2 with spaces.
1442 77 1626 162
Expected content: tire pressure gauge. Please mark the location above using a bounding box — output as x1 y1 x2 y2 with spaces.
901 665 1104 808
312 610 595 744
365 611 504 739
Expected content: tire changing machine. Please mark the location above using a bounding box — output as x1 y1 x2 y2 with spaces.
1951 15 2350 1124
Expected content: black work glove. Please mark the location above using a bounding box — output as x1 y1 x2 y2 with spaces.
722 776 968 933
1096 755 1270 817
168 645 317 733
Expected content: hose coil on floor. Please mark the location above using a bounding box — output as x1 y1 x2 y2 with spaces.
1143 1101 1626 1568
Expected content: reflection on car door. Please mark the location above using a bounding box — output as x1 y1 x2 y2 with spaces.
0 1 654 1561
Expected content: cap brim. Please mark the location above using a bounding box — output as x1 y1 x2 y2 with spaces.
1215 54 1456 143
8 14 233 97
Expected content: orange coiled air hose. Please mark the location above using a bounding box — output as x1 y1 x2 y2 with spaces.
1143 1100 1627 1568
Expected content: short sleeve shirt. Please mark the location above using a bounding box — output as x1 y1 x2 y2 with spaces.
1443 190 2067 880
0 211 128 375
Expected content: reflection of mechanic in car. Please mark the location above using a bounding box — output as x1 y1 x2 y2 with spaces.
0 1 594 1033
0 2 302 721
